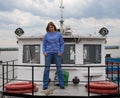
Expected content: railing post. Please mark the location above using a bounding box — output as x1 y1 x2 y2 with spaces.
6 62 8 83
12 60 15 80
2 64 5 93
32 66 34 96
87 66 90 97
1 64 6 98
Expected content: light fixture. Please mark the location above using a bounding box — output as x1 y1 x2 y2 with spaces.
15 27 24 37
99 27 109 36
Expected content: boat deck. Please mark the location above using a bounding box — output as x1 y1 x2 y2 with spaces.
32 83 99 96
1 83 111 98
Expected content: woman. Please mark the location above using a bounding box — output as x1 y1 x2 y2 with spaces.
42 21 65 90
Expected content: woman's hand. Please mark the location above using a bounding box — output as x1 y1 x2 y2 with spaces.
58 52 62 56
43 52 47 56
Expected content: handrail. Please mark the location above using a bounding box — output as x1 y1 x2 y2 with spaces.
0 60 120 97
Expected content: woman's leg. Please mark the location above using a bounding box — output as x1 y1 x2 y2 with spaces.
54 53 64 87
43 53 52 89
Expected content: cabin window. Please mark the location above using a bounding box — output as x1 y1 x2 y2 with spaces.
83 44 101 64
62 44 75 64
23 45 40 64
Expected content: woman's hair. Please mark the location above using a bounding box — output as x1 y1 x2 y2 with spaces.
46 21 57 32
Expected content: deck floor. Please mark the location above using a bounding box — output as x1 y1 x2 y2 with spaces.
0 83 117 97
1 83 100 97
35 83 99 97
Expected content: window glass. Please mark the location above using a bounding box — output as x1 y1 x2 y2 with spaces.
23 45 40 64
62 44 75 64
83 44 101 64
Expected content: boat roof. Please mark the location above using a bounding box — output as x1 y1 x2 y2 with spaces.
17 34 106 40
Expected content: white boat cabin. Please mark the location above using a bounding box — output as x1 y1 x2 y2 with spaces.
17 32 106 84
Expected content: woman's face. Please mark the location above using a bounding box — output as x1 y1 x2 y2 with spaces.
48 25 55 32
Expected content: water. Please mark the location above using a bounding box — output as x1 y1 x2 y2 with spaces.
0 50 18 87
0 51 18 62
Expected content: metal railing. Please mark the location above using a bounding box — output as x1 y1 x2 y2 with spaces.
0 60 18 86
0 59 120 98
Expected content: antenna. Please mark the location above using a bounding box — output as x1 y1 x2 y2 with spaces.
59 0 64 34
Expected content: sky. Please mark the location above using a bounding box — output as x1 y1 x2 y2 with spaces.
0 0 120 47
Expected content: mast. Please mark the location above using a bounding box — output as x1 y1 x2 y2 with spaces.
59 0 64 34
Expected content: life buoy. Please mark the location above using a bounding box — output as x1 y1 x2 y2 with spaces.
5 82 36 90
85 81 118 90
88 88 118 94
5 87 38 94
85 81 118 94
4 81 38 94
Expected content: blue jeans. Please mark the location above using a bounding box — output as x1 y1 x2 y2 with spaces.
43 53 64 88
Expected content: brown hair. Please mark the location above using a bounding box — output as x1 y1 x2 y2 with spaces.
46 21 57 32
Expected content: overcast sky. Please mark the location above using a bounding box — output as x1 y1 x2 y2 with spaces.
0 0 120 47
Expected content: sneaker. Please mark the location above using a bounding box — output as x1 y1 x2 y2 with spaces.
43 87 48 90
60 86 65 89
